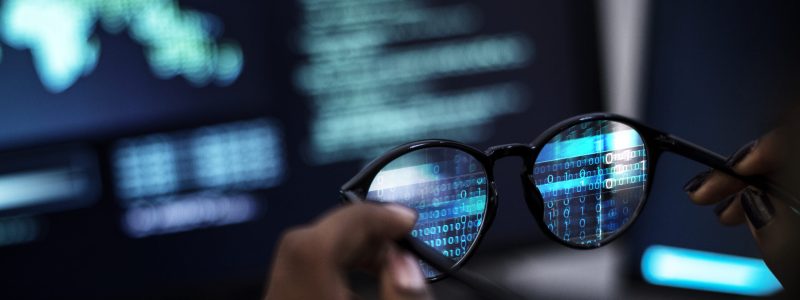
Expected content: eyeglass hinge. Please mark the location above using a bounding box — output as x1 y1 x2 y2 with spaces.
654 134 676 147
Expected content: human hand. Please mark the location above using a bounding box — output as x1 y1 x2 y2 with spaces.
684 130 800 294
264 202 433 300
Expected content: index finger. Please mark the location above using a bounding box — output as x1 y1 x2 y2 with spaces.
732 130 785 176
689 131 785 205
314 202 418 267
266 203 418 300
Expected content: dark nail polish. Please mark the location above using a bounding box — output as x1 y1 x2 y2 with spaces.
726 140 757 167
683 170 711 193
740 187 775 229
714 194 737 216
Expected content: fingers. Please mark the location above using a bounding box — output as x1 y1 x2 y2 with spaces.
686 170 746 205
380 247 433 300
265 203 419 300
314 203 417 267
682 132 800 292
687 133 782 207
741 187 800 293
733 131 785 176
714 193 746 226
685 132 786 228
266 225 351 300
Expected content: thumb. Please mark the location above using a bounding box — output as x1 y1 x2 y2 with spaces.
740 187 800 294
380 246 434 300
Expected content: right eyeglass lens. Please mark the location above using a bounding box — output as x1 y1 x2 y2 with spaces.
366 147 489 279
532 120 649 247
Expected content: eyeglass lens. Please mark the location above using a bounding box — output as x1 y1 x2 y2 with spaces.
366 147 489 278
532 120 649 247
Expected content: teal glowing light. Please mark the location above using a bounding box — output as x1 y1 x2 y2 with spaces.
0 0 99 92
0 0 243 93
536 129 643 163
641 245 782 296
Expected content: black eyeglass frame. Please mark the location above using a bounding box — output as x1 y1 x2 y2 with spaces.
339 112 797 283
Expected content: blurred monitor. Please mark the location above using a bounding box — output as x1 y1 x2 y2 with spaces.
625 1 800 296
0 0 601 298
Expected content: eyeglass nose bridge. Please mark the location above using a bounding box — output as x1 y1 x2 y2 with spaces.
485 143 535 161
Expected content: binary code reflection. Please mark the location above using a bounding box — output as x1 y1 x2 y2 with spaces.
367 147 488 278
532 120 648 247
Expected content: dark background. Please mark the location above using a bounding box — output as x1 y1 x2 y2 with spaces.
1 0 798 298
631 0 800 260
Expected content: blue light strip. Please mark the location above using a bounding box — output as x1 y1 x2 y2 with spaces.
0 168 87 211
641 245 782 296
536 129 643 162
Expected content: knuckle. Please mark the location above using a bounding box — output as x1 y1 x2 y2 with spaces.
276 226 317 260
737 141 779 175
338 204 382 230
752 149 773 168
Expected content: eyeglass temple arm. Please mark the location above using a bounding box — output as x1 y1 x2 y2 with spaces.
654 133 800 215
340 191 523 300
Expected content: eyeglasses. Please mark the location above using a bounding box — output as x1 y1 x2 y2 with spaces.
339 113 798 295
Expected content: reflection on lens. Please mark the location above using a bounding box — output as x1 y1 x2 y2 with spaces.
532 120 647 247
367 147 488 278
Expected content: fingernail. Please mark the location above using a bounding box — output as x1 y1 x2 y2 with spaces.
714 194 737 216
740 187 775 229
683 170 711 193
726 140 757 167
391 250 427 292
384 204 418 223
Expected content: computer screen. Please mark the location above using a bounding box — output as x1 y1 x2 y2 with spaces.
0 0 601 298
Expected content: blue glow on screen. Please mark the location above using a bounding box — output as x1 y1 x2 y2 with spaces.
641 245 782 296
112 119 285 237
532 120 647 247
0 168 89 211
536 129 643 162
0 0 243 93
0 217 39 247
367 147 488 278
0 145 99 218
113 119 285 201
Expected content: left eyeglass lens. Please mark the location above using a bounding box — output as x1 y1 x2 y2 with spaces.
367 147 489 278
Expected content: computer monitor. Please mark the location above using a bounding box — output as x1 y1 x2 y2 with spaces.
0 0 601 298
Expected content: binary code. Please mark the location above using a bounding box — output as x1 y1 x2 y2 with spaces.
367 147 488 278
532 120 647 247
